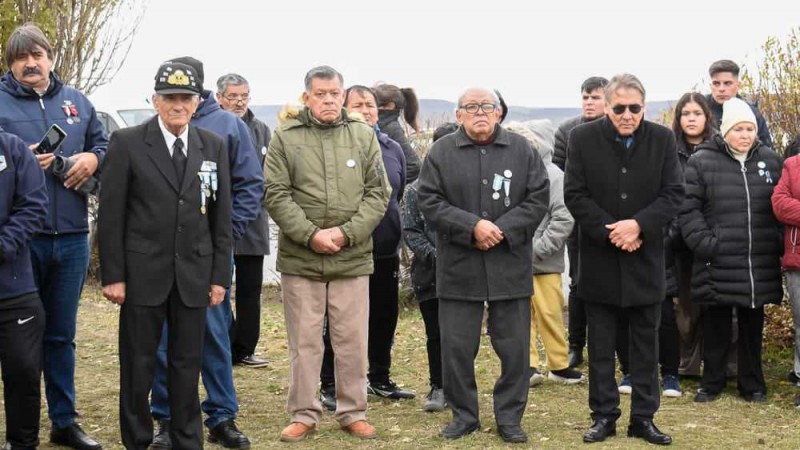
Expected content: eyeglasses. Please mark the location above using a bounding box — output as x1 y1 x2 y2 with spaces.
459 103 498 114
611 104 643 115
222 94 250 104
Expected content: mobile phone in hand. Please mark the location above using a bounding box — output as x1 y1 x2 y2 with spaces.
36 124 67 155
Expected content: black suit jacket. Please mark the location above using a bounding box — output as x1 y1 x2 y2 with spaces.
98 116 232 307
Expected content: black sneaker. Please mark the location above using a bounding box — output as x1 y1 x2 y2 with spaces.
548 367 585 384
368 379 415 399
788 371 800 384
320 384 336 412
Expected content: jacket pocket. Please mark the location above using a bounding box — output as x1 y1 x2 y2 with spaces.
125 237 152 254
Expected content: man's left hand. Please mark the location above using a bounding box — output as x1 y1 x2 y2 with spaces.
606 219 642 249
63 153 99 190
327 227 349 248
209 285 226 306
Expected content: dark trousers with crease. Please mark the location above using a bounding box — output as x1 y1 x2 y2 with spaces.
701 305 765 396
119 284 206 450
230 254 264 361
566 231 587 351
440 298 530 426
586 301 660 423
616 297 680 377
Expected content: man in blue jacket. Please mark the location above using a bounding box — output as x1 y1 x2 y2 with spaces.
0 24 107 450
0 128 48 450
148 56 263 450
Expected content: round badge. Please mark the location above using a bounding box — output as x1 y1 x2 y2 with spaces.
346 159 356 168
757 161 766 169
504 170 512 178
492 192 500 200
759 169 765 176
261 146 267 155
66 118 74 125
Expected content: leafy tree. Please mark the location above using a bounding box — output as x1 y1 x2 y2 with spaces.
0 0 147 94
741 28 800 153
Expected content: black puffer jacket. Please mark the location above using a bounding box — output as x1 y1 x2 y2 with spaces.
378 109 420 182
679 134 783 308
664 138 701 297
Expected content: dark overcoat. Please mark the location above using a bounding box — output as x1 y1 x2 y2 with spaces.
564 117 684 307
416 126 549 301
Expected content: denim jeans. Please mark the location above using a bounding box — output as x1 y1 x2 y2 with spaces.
30 233 89 428
151 256 238 429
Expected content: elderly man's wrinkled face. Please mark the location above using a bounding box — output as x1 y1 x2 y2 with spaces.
303 77 344 123
456 89 501 141
217 83 250 118
710 72 739 104
153 93 199 135
605 87 645 137
10 44 52 91
582 88 606 120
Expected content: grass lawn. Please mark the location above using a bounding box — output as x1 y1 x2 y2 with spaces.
3 284 799 449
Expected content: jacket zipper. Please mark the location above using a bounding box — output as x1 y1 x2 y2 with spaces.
38 94 58 234
739 160 756 308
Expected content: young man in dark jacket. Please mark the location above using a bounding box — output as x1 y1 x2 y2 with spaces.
0 128 48 450
0 24 107 450
216 72 272 369
564 74 683 446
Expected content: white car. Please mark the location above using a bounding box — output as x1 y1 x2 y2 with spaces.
90 98 155 134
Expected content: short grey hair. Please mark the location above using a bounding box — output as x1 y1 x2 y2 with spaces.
604 73 646 103
456 88 500 108
216 73 249 94
304 65 344 91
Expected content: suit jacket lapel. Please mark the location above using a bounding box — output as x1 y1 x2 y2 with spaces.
180 126 205 195
144 117 180 193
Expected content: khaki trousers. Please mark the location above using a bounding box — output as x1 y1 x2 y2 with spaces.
530 274 570 371
282 274 369 426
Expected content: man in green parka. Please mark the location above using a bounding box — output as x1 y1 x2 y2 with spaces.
264 65 390 443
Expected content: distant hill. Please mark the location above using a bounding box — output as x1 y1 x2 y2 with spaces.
252 99 676 131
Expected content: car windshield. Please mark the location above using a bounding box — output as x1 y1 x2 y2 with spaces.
118 109 156 126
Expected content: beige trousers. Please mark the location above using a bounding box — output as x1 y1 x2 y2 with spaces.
281 274 369 426
530 274 570 371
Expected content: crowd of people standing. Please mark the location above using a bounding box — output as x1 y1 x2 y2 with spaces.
2 19 800 450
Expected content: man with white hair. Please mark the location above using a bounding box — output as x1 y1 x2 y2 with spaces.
417 88 549 444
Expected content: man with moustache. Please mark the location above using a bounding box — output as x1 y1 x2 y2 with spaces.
98 61 232 450
417 87 549 444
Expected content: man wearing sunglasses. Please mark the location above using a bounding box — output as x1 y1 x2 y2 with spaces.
417 88 549 444
564 74 683 446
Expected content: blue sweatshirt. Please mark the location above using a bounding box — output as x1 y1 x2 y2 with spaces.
0 129 48 302
372 130 406 259
192 92 263 240
0 72 107 234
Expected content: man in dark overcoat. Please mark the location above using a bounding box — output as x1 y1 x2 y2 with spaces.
417 87 549 444
564 73 683 446
98 61 232 450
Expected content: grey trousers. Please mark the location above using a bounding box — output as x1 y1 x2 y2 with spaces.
785 271 800 379
439 298 530 426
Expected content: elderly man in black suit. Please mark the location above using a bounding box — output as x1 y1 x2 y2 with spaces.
564 73 683 446
97 61 232 450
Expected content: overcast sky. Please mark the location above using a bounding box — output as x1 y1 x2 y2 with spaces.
90 0 800 109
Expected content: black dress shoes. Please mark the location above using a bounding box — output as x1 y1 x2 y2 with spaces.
150 420 171 449
497 424 528 443
627 420 672 445
440 421 480 439
208 420 250 449
50 424 103 450
583 418 616 443
741 391 767 403
568 349 584 368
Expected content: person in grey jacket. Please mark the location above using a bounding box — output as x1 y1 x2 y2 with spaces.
506 120 583 386
417 88 549 444
215 73 271 368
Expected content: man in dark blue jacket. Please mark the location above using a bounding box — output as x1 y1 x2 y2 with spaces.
0 128 48 450
0 24 107 450
148 57 263 450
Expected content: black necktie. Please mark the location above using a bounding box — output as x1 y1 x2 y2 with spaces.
172 138 186 184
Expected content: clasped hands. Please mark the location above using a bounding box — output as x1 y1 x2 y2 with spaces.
310 227 348 254
473 219 504 251
605 219 642 252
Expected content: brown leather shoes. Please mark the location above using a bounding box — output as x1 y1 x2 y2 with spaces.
342 420 377 439
279 422 316 442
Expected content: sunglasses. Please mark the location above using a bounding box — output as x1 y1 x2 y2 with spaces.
611 104 643 115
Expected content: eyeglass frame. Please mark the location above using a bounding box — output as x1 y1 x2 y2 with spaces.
221 94 251 104
611 103 643 115
458 103 499 114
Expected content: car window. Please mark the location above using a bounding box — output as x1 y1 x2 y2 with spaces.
97 111 121 134
118 109 156 126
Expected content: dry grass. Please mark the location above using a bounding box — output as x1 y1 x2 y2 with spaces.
2 284 800 449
